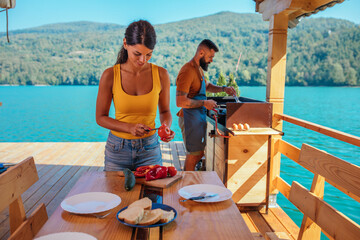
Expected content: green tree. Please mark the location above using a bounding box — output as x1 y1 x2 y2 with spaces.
331 63 346 85
214 71 227 97
227 72 240 96
240 69 251 84
346 67 357 86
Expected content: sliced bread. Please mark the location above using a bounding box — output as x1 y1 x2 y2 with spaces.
138 208 163 225
160 209 175 223
118 206 144 225
128 197 152 210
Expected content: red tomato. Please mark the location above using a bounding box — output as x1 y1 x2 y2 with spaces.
158 124 171 139
167 166 177 177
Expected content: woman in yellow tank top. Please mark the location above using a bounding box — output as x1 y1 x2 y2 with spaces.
96 20 175 171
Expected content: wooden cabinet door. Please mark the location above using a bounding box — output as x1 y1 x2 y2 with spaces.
227 135 269 205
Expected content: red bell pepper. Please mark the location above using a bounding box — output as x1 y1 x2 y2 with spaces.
145 166 168 181
134 165 159 178
167 166 177 177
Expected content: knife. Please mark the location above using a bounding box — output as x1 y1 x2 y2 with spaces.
144 127 160 132
181 193 219 202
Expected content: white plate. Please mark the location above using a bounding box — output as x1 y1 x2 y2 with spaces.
61 192 121 214
35 232 97 240
178 184 233 203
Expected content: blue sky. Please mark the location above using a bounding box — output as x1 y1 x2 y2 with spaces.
0 0 359 31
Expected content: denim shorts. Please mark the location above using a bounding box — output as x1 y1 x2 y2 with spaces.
104 132 162 171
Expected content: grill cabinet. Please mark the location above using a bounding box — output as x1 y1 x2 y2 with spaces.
206 96 281 208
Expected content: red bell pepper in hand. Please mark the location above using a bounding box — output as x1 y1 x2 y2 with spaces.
145 166 168 181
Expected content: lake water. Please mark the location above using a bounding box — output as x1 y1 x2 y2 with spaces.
1 86 359 232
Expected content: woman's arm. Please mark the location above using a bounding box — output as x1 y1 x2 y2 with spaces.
158 67 172 127
158 67 174 142
95 67 148 137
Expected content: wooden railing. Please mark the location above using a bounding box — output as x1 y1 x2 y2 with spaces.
274 113 360 147
271 114 360 240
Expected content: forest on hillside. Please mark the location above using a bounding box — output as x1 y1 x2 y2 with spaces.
0 12 359 86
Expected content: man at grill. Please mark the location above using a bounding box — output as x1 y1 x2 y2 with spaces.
176 39 237 171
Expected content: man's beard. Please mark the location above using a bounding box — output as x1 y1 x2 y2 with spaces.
199 57 209 71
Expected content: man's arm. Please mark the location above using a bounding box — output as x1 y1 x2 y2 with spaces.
206 82 237 96
176 90 217 110
176 90 204 108
176 67 217 110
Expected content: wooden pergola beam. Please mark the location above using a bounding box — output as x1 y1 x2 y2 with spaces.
259 0 292 21
256 0 343 21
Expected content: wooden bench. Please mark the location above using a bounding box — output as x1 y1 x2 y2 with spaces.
274 143 360 240
0 157 48 240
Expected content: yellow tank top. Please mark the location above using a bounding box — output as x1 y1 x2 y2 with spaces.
111 63 161 139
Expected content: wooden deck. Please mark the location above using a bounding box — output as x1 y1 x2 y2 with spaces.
242 209 299 240
0 141 186 240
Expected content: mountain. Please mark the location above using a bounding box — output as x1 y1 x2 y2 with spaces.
0 12 359 86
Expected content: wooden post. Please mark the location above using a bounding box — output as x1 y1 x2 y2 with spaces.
266 13 288 194
298 174 325 240
9 197 27 233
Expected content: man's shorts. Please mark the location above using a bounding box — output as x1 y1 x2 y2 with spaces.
178 116 203 156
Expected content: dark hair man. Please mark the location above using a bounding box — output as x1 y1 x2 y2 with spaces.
176 39 237 171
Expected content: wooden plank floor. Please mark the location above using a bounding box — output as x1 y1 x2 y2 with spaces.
241 208 299 240
0 141 186 240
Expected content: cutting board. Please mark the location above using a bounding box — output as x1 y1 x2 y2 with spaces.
118 172 182 188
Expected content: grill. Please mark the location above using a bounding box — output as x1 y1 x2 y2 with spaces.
206 96 273 129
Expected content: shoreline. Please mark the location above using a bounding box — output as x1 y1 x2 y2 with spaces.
1 84 359 88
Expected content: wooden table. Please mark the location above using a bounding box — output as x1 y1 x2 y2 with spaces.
36 171 254 240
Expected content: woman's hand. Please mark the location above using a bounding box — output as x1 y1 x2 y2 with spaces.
160 130 175 142
129 123 150 137
158 123 175 142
